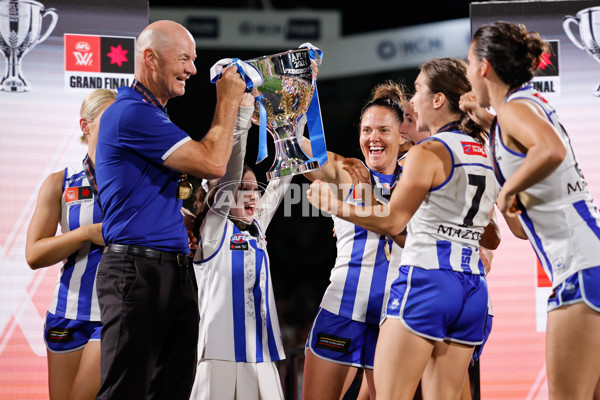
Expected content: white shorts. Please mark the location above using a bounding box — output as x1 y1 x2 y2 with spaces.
190 359 284 400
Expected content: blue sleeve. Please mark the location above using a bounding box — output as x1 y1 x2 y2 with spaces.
118 101 190 164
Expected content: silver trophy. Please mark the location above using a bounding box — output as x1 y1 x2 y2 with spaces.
563 7 600 96
246 48 321 180
0 0 58 92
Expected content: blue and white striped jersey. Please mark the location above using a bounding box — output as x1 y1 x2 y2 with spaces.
400 130 497 275
320 170 402 325
195 219 286 363
48 165 102 321
492 85 600 288
193 106 287 363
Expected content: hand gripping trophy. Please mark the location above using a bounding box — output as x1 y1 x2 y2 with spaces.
210 44 328 180
0 0 58 92
246 45 327 180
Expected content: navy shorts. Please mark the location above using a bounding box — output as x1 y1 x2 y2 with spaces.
305 308 379 369
548 266 600 312
44 311 102 353
385 266 488 345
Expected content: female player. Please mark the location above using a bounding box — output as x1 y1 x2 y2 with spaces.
25 88 116 400
307 58 497 399
464 21 600 400
300 81 410 400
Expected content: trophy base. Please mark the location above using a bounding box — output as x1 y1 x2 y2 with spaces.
0 77 30 93
266 160 320 181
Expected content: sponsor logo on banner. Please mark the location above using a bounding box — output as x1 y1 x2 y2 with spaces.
64 34 135 91
531 40 560 95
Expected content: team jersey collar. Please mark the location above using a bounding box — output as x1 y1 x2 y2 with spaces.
504 84 531 103
370 163 401 202
131 79 169 117
436 120 461 134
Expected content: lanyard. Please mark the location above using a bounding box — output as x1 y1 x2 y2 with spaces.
82 154 102 213
131 79 169 117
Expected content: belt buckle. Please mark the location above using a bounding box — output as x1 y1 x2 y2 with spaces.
176 253 188 267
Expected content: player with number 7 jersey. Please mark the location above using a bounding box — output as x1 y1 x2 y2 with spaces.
399 129 497 275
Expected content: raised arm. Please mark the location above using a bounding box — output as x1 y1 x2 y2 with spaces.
307 143 437 244
26 171 104 269
197 96 254 259
164 66 247 179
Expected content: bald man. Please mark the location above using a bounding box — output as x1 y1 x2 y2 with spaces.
94 20 246 399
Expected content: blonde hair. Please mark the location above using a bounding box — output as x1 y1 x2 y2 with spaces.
80 88 117 143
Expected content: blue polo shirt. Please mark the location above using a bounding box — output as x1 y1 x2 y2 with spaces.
96 86 191 253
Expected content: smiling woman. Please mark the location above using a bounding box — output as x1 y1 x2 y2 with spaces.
299 80 411 400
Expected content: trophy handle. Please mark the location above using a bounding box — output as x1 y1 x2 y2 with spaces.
37 7 58 44
563 15 586 50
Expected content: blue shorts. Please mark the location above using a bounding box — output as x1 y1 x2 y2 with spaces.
472 312 493 363
547 266 600 312
385 266 488 345
44 311 102 353
305 308 379 369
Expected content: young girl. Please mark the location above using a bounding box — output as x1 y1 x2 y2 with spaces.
190 94 293 400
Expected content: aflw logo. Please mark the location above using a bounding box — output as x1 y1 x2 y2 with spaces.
73 41 93 66
64 34 135 73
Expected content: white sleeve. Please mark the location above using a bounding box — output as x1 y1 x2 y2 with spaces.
256 175 293 230
195 105 253 261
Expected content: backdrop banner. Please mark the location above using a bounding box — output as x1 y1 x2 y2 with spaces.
0 1 147 398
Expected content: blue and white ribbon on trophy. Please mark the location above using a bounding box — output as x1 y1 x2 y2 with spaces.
210 57 270 163
299 42 328 167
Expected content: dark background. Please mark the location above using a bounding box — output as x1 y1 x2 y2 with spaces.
150 0 475 375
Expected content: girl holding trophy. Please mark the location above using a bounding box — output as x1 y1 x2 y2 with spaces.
189 93 295 400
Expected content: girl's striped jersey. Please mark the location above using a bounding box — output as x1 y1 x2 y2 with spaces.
193 109 288 363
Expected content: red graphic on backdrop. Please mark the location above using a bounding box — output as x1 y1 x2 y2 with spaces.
65 35 101 72
539 52 552 70
106 45 128 67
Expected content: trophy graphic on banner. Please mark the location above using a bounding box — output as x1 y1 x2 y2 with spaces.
0 0 58 92
246 47 327 181
563 6 600 96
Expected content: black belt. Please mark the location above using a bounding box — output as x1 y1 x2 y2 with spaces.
103 243 189 267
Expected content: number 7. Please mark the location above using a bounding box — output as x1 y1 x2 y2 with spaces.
462 174 486 227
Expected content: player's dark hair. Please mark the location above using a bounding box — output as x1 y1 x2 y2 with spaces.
471 21 550 89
